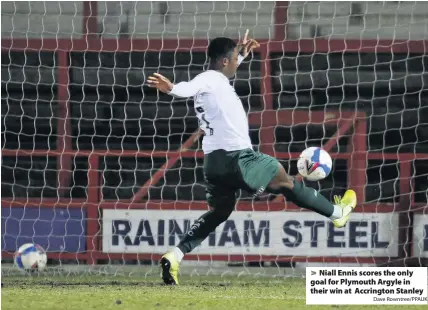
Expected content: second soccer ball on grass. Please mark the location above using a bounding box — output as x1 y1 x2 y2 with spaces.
14 243 47 272
297 147 332 181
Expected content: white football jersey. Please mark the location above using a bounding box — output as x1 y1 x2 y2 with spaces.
168 56 252 154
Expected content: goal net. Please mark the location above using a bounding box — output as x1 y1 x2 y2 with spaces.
1 1 427 278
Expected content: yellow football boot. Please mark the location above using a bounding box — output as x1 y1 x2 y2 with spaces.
160 252 180 285
332 190 357 228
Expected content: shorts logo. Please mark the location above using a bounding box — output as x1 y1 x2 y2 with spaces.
253 186 265 197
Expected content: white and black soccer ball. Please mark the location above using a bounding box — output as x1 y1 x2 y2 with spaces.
14 243 47 272
297 147 332 181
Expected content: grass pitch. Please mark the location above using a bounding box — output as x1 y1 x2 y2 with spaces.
1 274 426 310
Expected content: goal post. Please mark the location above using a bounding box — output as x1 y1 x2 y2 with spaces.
1 1 427 274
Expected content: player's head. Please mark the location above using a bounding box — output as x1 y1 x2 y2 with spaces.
208 37 239 78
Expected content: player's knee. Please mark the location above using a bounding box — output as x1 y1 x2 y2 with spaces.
267 163 294 192
212 207 233 223
207 195 234 223
268 181 293 194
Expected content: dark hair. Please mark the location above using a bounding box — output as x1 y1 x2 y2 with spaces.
207 37 237 64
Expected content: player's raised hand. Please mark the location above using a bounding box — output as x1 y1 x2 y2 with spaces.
239 29 260 58
147 73 174 93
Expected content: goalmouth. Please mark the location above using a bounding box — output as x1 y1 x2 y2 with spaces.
1 1 427 276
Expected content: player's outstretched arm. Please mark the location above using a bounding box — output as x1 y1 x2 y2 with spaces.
238 29 260 64
147 73 204 98
147 73 173 93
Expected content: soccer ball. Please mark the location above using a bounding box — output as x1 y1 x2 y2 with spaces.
14 243 47 272
297 147 332 181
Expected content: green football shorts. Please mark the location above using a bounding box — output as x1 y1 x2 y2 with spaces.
203 148 280 212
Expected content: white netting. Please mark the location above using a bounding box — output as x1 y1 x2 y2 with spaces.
1 1 427 278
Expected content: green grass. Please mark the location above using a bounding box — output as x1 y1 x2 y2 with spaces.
1 275 426 310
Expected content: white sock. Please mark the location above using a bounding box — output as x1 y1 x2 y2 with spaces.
329 205 343 220
173 247 184 263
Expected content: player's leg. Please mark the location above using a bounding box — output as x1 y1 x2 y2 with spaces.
237 149 356 225
160 150 238 285
160 191 235 285
160 189 235 285
266 163 356 226
176 191 235 254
